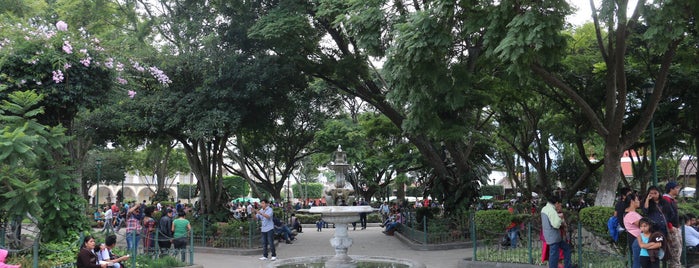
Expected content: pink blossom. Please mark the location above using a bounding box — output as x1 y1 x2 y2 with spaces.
52 70 64 83
116 77 128 85
148 66 172 84
104 58 114 69
56 21 68 31
62 41 73 54
79 48 88 54
127 90 137 99
64 63 72 69
80 57 91 67
116 62 124 72
132 61 145 72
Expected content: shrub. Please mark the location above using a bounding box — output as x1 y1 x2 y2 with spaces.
579 206 626 254
474 210 514 238
679 202 699 218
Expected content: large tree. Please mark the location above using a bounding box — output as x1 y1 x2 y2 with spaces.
249 0 497 213
224 81 341 201
488 0 695 206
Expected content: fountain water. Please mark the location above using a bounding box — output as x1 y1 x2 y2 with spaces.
268 146 425 268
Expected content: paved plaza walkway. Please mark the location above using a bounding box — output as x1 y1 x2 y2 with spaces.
192 226 470 268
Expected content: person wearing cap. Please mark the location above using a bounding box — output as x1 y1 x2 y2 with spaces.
663 182 682 268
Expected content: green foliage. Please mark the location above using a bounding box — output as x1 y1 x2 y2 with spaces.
579 206 626 254
292 183 324 199
415 207 440 223
579 206 613 237
177 184 197 200
223 175 249 199
679 202 699 218
480 185 504 196
474 210 514 238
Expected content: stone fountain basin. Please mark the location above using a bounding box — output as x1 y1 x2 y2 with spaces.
267 255 426 268
309 206 374 215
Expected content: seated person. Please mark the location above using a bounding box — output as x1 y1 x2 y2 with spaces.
684 214 699 248
273 217 295 244
97 235 130 268
289 213 302 233
94 209 104 227
382 210 403 235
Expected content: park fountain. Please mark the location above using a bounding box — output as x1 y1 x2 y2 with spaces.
326 145 353 205
269 146 425 268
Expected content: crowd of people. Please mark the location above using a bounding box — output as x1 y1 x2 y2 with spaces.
82 200 192 267
617 183 683 268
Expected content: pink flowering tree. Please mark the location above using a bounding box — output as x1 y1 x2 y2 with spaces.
0 20 170 127
0 20 171 241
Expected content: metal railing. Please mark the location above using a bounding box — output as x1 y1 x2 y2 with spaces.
1 222 195 268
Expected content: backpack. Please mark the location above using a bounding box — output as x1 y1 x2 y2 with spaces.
607 216 620 242
500 233 511 247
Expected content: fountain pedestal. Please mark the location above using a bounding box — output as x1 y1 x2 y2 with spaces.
310 206 373 268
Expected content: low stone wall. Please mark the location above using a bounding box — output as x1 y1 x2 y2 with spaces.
458 259 539 268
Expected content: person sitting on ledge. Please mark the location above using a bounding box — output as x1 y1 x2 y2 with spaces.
382 209 403 236
273 216 295 244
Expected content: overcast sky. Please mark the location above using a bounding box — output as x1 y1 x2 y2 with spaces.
567 0 640 26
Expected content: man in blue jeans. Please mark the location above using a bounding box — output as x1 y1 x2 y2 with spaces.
253 199 276 261
541 196 571 268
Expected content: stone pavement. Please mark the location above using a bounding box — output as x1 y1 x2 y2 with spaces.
192 226 470 268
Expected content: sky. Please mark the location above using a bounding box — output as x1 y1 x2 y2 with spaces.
566 0 640 26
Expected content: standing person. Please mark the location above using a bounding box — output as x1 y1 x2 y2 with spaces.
379 201 390 227
125 205 142 253
176 200 184 213
624 193 643 268
614 187 633 228
638 217 665 268
102 206 114 233
358 198 368 230
246 201 253 218
642 186 669 236
661 182 682 268
76 235 109 268
172 210 191 262
253 199 276 261
142 206 157 254
349 201 357 230
541 196 571 268
158 209 174 253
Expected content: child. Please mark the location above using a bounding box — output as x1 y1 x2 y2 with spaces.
638 217 666 268
316 218 324 232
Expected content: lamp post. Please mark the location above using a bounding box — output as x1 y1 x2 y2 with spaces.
644 81 658 187
96 158 102 208
176 182 180 202
287 175 291 204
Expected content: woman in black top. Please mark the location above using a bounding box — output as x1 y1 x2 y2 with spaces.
76 235 109 268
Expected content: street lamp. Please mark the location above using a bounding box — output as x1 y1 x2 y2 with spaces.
643 81 658 187
96 158 102 208
287 174 291 204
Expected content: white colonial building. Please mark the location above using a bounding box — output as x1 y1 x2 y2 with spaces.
89 171 198 205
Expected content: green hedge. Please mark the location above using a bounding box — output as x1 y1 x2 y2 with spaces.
579 206 626 254
474 210 514 238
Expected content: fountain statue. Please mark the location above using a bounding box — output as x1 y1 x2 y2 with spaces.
269 146 425 268
326 145 353 205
